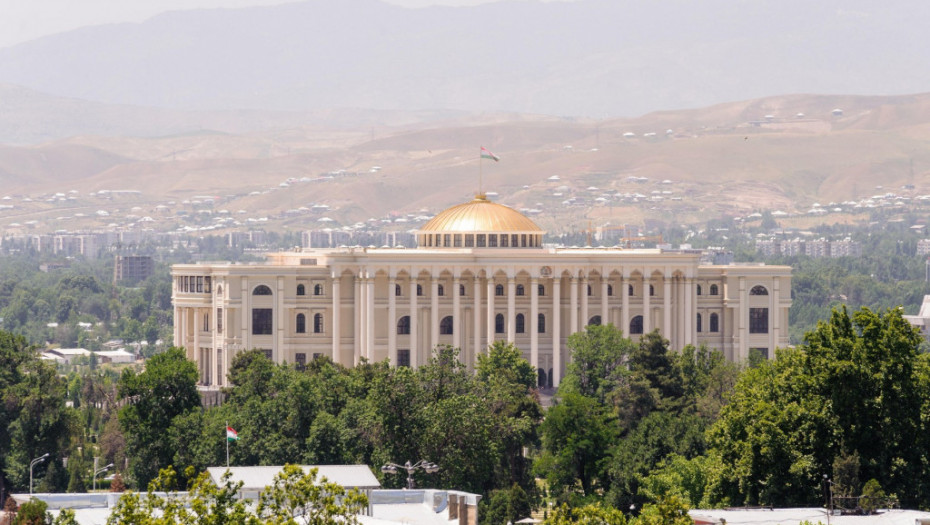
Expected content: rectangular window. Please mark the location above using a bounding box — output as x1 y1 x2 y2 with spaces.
749 308 769 334
313 353 323 360
183 276 189 292
397 349 411 367
500 235 509 247
203 313 210 332
465 235 474 247
521 234 527 247
750 348 769 361
196 276 204 293
443 234 451 247
454 235 462 247
488 234 498 247
217 308 223 333
204 276 211 293
262 349 272 360
477 234 486 247
252 308 273 335
295 352 306 369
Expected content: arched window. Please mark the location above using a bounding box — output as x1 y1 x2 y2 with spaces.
296 313 306 333
438 284 445 296
538 284 545 297
608 284 613 296
313 313 324 333
710 284 719 295
253 285 272 296
630 315 644 335
588 315 602 326
397 316 410 335
629 284 634 296
460 284 466 296
696 284 702 296
750 285 769 295
417 284 423 296
710 313 719 332
395 284 402 296
516 314 525 333
696 313 702 333
313 284 324 296
516 284 525 296
496 284 504 296
649 284 655 296
216 285 223 296
495 313 505 334
587 284 592 296
297 284 306 296
440 316 453 335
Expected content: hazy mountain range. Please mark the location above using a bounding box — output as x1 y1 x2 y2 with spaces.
1 0 929 118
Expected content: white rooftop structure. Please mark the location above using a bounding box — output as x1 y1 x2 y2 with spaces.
691 507 930 525
206 465 380 492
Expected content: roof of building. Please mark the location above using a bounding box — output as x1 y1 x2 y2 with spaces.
689 507 930 525
206 465 381 491
418 195 544 234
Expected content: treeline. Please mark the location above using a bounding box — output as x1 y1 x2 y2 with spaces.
4 305 930 522
544 307 930 516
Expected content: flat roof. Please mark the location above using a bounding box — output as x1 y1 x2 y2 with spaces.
206 465 380 490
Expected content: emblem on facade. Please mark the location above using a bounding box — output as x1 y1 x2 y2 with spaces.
540 266 552 276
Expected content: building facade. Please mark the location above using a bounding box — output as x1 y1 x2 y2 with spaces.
173 195 791 387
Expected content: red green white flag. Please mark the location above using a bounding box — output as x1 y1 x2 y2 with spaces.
226 426 239 442
480 147 500 161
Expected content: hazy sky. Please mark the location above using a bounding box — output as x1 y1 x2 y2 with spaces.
0 0 549 49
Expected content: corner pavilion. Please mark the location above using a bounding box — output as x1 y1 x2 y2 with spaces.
172 195 791 388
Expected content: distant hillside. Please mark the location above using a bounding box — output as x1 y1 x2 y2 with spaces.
2 91 930 235
0 84 467 144
1 0 929 117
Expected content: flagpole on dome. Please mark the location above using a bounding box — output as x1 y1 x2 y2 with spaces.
479 146 500 199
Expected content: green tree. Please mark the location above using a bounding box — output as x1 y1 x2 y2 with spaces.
11 498 50 525
561 324 634 404
544 503 627 525
477 341 536 390
118 347 200 488
537 392 616 498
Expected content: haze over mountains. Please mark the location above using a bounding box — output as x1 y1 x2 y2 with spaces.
2 0 929 117
2 0 930 235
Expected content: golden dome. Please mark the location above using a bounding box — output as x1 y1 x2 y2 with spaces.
419 194 544 234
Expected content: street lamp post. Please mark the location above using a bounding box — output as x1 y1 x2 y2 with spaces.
381 460 439 489
94 463 114 491
29 453 49 494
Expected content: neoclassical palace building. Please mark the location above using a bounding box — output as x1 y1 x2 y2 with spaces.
172 195 791 388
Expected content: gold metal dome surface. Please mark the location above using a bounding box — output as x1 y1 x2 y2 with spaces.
419 195 544 234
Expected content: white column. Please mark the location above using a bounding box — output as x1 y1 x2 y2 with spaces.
193 308 201 383
473 276 482 359
241 278 249 353
173 305 181 349
684 277 693 346
354 275 362 365
409 278 419 368
366 274 375 361
569 276 579 335
621 275 629 335
739 277 748 361
580 276 589 328
663 274 671 338
487 275 496 345
552 275 562 386
431 277 440 353
453 277 461 351
507 277 516 343
601 276 609 324
643 273 651 334
388 276 396 365
276 276 285 364
332 276 341 364
530 276 539 375
771 278 779 355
